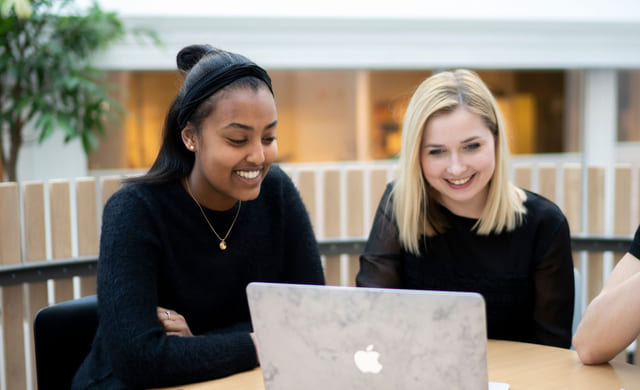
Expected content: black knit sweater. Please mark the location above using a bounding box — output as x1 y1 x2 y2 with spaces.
72 166 325 389
357 184 574 348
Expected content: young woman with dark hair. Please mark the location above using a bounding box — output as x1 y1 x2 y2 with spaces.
72 44 325 389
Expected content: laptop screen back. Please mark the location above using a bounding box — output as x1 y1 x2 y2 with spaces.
247 282 488 390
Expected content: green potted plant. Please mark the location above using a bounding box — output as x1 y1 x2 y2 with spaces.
0 0 154 181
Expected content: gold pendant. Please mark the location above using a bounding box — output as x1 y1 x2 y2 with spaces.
219 241 227 250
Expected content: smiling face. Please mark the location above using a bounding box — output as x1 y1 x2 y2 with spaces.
182 86 278 210
420 106 496 218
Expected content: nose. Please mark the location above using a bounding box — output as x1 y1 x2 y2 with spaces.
246 141 265 164
446 153 466 176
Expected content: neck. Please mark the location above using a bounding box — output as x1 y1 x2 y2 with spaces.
184 175 237 211
438 193 487 219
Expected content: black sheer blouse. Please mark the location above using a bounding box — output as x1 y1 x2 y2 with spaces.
357 184 574 348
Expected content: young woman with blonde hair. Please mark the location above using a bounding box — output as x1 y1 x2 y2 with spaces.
357 69 574 348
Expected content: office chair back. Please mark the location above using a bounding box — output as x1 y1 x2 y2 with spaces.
33 295 98 390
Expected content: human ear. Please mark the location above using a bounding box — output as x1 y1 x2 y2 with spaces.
181 124 198 152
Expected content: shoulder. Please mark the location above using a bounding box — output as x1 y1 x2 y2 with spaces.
522 190 566 221
378 181 394 205
383 181 395 205
521 189 570 236
514 191 573 263
100 180 186 242
263 164 291 185
103 180 177 218
104 181 144 210
259 165 297 199
385 181 395 195
370 181 395 221
106 180 166 204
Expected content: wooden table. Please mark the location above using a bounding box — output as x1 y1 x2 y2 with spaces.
486 340 639 389
155 340 640 389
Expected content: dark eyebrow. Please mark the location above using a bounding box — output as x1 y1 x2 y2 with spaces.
265 120 278 130
225 122 252 131
225 120 278 131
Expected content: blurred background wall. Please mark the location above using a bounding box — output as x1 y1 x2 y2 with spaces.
15 0 640 180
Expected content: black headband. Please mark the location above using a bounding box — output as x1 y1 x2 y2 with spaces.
177 63 273 129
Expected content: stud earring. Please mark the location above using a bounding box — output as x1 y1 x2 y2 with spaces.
190 145 195 150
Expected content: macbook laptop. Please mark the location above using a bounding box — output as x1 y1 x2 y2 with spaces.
247 282 499 390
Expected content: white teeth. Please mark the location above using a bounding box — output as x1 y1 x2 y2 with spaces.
236 170 260 179
448 176 471 185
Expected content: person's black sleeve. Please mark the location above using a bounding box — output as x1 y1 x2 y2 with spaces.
356 185 403 288
532 215 575 348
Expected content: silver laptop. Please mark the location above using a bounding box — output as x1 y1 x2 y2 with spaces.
246 282 490 390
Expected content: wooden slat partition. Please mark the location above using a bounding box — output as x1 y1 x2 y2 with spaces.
613 166 633 236
346 169 364 286
538 164 557 202
24 183 48 390
23 183 47 263
50 180 74 303
564 164 583 299
586 167 605 302
612 166 635 364
100 176 123 207
563 165 583 235
0 183 21 263
3 285 26 390
614 166 633 264
323 169 341 286
296 169 317 228
513 165 532 191
0 183 26 390
296 169 319 283
76 178 99 296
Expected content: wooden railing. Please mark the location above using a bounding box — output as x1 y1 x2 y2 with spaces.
0 161 639 389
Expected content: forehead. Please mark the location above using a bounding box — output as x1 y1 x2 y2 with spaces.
210 87 276 119
422 107 491 143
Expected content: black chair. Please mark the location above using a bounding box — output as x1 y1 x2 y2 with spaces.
33 295 98 390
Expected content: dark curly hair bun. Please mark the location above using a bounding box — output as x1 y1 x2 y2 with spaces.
176 44 214 73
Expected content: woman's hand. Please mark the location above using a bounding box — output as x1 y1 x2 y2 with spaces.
157 307 194 337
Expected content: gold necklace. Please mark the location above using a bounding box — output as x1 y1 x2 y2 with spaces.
184 178 241 251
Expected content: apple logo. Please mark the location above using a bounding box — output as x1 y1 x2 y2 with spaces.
353 344 383 374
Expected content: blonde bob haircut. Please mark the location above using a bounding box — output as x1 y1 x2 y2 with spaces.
393 69 526 254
